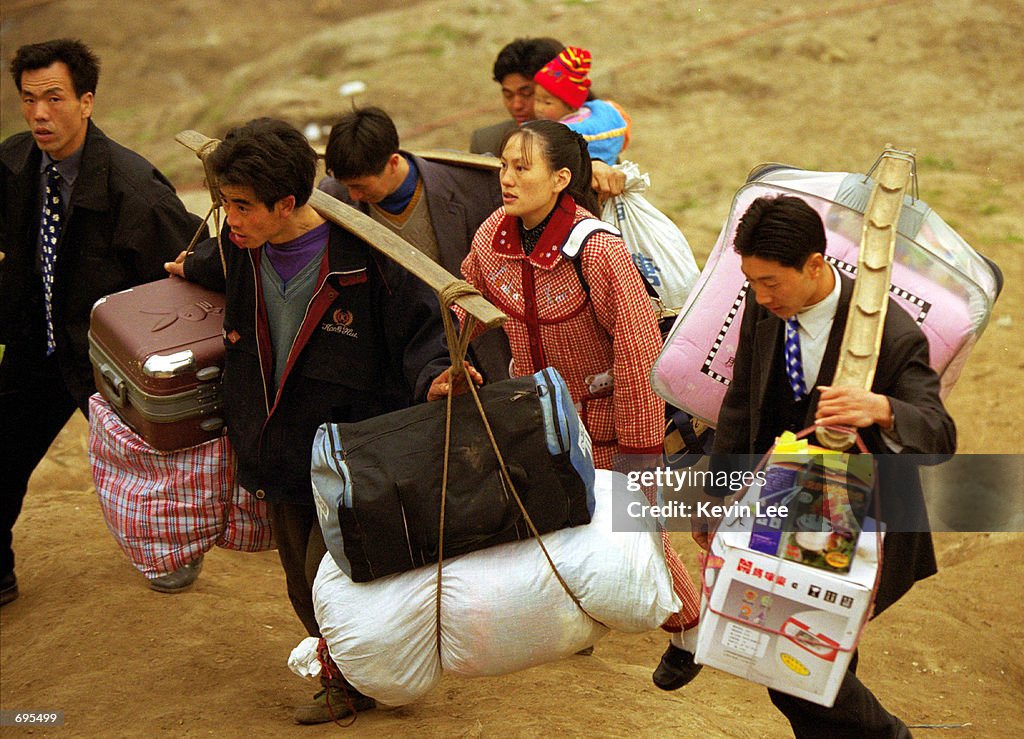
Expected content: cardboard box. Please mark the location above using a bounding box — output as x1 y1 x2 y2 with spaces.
695 524 880 707
747 455 873 574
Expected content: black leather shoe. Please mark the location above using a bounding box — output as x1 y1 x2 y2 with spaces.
148 556 203 594
652 643 702 690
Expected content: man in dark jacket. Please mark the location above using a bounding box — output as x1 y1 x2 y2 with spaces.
689 195 955 738
469 37 565 156
167 118 453 724
320 106 511 383
0 39 203 605
469 39 626 197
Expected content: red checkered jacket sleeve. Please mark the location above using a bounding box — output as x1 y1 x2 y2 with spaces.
580 229 665 455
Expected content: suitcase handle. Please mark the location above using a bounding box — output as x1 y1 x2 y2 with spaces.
98 362 128 408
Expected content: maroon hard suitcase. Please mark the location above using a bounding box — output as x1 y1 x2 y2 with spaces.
88 276 226 451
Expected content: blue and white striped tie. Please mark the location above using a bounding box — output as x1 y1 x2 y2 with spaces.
784 316 807 400
40 163 64 356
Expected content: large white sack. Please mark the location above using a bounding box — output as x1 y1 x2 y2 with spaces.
600 161 700 311
313 469 680 705
313 556 445 706
543 470 679 633
436 544 608 679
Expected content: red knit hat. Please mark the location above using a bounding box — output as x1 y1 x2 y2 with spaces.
533 46 592 110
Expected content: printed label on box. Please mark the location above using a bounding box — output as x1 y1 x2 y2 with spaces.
722 621 769 659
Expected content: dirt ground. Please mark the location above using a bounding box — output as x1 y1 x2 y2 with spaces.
1 0 1021 736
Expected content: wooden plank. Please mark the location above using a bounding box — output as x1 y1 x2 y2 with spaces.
174 130 506 329
816 147 913 451
311 146 499 172
409 149 501 171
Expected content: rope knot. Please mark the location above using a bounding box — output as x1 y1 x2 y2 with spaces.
197 138 221 160
438 279 481 310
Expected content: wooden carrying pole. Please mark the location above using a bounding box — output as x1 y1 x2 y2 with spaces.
409 149 500 171
174 129 507 331
816 146 914 451
310 145 501 173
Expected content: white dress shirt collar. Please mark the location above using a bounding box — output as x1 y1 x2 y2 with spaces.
792 263 841 386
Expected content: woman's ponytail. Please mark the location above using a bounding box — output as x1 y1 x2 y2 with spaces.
568 131 598 215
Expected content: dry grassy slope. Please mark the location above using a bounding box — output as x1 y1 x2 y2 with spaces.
3 1 1021 248
4 4 1019 265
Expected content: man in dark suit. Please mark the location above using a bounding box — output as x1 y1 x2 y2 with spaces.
319 106 511 383
0 39 203 604
692 195 955 737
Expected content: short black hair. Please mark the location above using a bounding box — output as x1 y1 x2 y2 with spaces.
10 38 100 97
209 118 316 209
324 106 398 179
732 195 827 269
492 37 565 82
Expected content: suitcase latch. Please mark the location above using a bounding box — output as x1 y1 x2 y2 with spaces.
196 381 222 409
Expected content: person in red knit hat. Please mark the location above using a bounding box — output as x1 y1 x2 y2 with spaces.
532 46 631 165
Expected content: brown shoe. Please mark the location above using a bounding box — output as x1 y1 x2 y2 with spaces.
293 678 376 725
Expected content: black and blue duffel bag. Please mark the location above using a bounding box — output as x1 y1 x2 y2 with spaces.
311 366 595 582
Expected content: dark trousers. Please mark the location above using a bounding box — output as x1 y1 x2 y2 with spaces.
768 651 912 738
0 354 84 577
267 500 328 638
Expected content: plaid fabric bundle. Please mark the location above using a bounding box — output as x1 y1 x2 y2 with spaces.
88 394 272 578
218 483 273 553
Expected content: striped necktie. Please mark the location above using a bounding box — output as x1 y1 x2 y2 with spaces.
784 316 807 400
40 163 65 356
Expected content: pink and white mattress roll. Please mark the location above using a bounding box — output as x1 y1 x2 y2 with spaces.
651 168 1000 427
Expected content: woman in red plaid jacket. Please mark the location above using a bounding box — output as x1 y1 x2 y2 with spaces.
459 119 662 469
458 119 703 689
